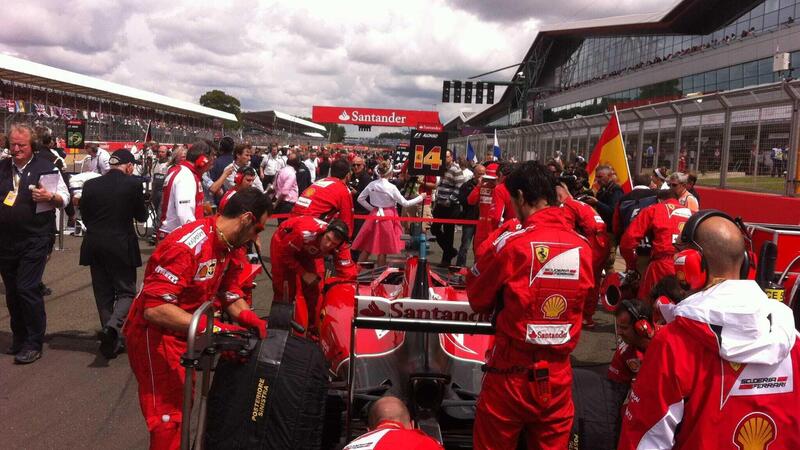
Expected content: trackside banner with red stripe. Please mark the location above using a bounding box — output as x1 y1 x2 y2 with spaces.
312 105 441 128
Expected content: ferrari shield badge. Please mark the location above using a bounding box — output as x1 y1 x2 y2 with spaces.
535 245 550 264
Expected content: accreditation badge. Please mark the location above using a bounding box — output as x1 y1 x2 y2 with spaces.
3 190 17 206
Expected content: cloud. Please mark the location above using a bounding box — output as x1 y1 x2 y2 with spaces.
447 0 670 23
0 0 673 126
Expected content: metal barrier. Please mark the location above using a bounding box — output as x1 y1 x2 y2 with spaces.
451 80 800 196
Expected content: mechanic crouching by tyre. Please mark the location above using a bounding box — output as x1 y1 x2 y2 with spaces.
124 187 269 450
269 215 356 335
466 161 594 450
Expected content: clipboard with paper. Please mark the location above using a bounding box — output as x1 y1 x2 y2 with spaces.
35 170 62 213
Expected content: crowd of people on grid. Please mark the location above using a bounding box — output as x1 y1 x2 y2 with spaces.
2 127 798 450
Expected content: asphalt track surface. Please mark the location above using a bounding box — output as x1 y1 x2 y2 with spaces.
0 224 617 449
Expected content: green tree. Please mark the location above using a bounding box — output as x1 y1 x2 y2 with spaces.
376 131 409 140
199 89 242 129
324 123 346 143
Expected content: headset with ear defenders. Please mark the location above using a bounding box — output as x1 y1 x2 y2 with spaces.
620 299 655 339
234 167 256 186
674 209 751 290
194 154 210 172
326 219 350 245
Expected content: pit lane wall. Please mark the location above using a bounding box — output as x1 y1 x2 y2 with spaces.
694 186 800 225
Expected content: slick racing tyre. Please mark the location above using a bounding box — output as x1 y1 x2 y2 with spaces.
205 330 329 449
568 368 628 450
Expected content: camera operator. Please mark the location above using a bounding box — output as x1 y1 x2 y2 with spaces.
618 211 800 449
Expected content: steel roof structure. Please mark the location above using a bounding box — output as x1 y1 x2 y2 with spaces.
467 0 763 126
0 52 237 121
241 110 326 133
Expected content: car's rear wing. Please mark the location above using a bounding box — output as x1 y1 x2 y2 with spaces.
345 295 494 441
353 295 495 335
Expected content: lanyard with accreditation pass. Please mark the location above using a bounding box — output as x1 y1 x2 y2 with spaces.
4 167 23 207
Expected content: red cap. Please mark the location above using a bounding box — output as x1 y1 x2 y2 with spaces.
484 163 499 180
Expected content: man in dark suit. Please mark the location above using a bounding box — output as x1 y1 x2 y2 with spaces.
1 124 70 364
79 149 147 359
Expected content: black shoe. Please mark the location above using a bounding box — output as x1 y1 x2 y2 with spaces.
99 327 119 360
5 344 22 355
40 283 52 296
14 349 42 364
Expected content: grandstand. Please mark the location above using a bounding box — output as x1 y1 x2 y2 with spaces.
241 110 327 146
0 52 235 145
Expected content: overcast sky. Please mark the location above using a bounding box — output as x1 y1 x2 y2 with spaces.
0 0 669 127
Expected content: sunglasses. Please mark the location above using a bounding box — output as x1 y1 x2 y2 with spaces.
668 183 680 187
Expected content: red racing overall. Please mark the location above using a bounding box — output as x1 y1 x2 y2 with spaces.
270 215 356 330
618 280 800 450
469 181 518 255
124 217 249 449
466 207 594 450
620 199 691 298
290 176 354 237
561 197 608 322
344 420 444 450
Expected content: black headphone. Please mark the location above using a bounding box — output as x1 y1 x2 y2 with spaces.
677 209 751 286
326 219 350 244
619 299 654 339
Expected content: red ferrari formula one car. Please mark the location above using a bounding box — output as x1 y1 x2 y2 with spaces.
319 234 494 449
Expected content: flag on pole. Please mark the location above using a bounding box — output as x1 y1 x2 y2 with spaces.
143 120 153 142
586 107 633 193
466 136 477 164
492 129 501 160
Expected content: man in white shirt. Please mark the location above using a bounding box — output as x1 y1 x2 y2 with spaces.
304 150 318 182
260 146 284 186
81 144 111 175
158 141 212 238
224 145 263 192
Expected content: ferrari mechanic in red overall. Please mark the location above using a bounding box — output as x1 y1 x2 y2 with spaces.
269 215 356 331
124 188 270 450
291 158 354 237
492 163 516 221
607 299 657 387
469 162 517 253
618 213 800 450
466 161 594 450
556 183 609 327
344 396 444 450
468 163 499 254
620 190 692 299
218 166 258 214
158 141 212 239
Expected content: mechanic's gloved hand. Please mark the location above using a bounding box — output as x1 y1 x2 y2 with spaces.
237 309 268 339
197 315 247 334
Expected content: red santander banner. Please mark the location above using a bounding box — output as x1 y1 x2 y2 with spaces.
312 105 441 128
